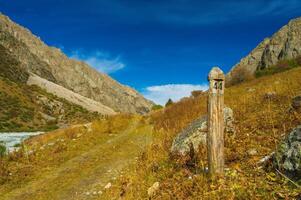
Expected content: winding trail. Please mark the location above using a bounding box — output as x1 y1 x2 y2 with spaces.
1 117 153 200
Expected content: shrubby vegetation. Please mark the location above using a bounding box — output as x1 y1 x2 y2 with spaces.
152 104 163 111
256 56 301 78
0 77 100 132
165 98 174 107
0 143 6 157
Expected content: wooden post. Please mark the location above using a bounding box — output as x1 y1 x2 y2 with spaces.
207 67 225 176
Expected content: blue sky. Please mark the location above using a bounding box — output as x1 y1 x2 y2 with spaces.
1 0 301 105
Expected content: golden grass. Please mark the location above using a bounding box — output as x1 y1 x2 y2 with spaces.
1 68 301 199
103 67 301 199
0 114 153 200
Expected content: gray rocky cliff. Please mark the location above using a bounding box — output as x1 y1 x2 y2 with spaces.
0 13 154 114
226 17 301 86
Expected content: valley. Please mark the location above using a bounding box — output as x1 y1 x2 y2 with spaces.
0 5 301 200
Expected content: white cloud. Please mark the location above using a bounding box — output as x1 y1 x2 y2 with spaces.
143 84 208 105
70 50 125 74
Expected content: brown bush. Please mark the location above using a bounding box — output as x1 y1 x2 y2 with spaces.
191 90 204 98
227 67 254 87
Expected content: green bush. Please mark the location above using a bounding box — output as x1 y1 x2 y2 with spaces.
152 105 163 111
256 56 301 78
165 99 174 107
0 143 6 157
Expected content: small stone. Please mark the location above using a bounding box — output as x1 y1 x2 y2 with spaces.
257 152 274 164
104 182 112 189
98 191 103 195
85 192 90 196
93 191 97 195
47 142 55 146
247 148 258 156
247 88 255 92
263 92 277 100
148 182 160 197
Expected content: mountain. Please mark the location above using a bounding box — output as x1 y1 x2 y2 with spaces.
226 17 301 86
0 13 153 114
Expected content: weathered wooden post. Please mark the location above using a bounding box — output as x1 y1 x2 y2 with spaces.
207 67 225 176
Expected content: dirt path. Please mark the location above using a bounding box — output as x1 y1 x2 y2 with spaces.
1 118 153 200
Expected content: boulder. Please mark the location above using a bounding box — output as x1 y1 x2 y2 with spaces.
170 107 235 157
273 125 301 180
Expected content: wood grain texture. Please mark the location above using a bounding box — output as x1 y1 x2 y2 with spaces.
207 67 225 176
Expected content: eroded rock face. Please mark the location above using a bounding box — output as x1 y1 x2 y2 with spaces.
0 13 153 114
170 107 235 157
273 125 301 180
226 17 301 86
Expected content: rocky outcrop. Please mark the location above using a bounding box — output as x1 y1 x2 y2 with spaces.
27 74 116 115
273 125 301 181
226 17 301 86
170 107 235 156
0 13 153 114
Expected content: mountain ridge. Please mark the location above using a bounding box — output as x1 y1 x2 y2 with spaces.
0 13 153 114
226 17 301 85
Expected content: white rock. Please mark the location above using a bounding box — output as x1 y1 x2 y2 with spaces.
148 182 160 197
47 142 55 146
104 182 112 189
247 148 258 156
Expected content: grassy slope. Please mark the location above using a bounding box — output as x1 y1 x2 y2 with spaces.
103 67 301 199
0 77 99 132
0 115 153 200
0 67 301 199
0 42 99 132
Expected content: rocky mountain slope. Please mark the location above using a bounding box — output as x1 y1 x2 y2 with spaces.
0 77 100 132
0 40 101 131
226 17 301 86
0 13 153 114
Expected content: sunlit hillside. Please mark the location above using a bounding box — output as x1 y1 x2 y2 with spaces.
103 67 301 199
0 115 153 200
1 66 301 200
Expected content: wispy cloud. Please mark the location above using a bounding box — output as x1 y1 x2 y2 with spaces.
142 84 208 105
150 0 301 25
87 0 301 26
70 50 125 74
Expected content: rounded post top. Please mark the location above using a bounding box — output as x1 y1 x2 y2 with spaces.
208 67 225 81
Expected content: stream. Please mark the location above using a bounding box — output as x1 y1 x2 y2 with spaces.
0 132 44 152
